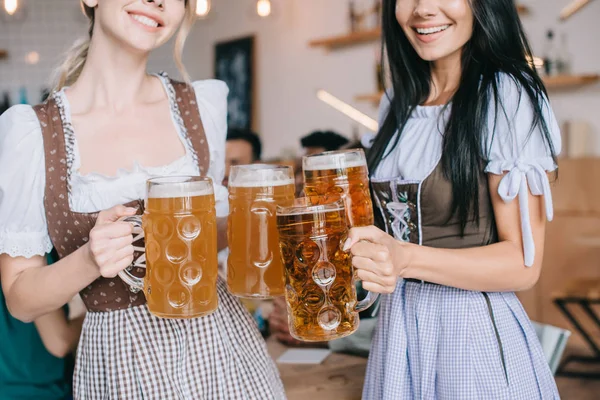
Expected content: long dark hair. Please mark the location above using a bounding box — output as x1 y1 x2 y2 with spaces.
368 0 557 234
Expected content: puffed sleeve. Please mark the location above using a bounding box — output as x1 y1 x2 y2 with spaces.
191 80 230 218
0 105 53 258
484 74 562 267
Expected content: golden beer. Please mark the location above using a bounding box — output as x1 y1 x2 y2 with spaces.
276 199 378 341
303 149 374 228
119 177 218 319
227 165 295 298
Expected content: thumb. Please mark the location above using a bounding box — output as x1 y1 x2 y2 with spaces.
97 205 138 225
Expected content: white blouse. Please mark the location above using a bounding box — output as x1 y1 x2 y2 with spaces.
0 77 229 258
365 73 562 267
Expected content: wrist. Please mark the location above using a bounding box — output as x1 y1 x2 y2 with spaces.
76 244 101 280
394 241 414 278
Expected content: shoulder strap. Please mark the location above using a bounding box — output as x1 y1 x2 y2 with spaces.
170 80 211 175
32 99 71 229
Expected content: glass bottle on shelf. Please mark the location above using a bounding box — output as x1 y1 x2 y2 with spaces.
543 30 558 77
556 32 571 75
349 0 357 32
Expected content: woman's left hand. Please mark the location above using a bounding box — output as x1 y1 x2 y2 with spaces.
343 225 410 294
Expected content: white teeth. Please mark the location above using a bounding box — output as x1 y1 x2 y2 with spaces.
131 14 159 28
416 25 450 35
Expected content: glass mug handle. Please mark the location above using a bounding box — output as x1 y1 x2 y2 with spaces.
117 216 145 293
354 286 379 313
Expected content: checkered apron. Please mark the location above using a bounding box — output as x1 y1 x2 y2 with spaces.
363 172 559 399
34 75 286 399
76 279 285 399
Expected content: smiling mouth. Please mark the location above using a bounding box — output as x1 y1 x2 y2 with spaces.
414 25 451 35
129 13 162 29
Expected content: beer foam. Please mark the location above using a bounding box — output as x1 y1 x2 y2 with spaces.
303 152 367 171
303 159 366 171
277 205 345 216
148 177 213 199
229 164 294 188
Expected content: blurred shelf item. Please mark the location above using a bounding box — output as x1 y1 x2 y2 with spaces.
354 92 384 103
309 4 528 50
544 74 600 89
0 50 7 59
309 28 381 50
560 0 595 20
355 74 600 104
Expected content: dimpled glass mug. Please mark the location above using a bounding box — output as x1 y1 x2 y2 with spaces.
302 149 374 228
276 198 379 341
119 176 219 319
227 164 296 299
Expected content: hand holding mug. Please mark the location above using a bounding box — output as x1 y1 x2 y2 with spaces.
344 225 410 294
87 205 137 278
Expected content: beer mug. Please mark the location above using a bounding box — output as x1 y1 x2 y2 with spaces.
119 176 219 319
276 198 379 341
303 149 374 228
302 149 375 228
227 164 295 298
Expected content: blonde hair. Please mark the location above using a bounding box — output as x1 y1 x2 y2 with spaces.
53 0 197 91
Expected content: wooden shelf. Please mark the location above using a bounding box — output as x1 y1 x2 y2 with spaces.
355 92 384 103
309 28 381 50
544 74 600 89
309 4 528 50
0 50 7 60
560 0 594 20
356 74 600 103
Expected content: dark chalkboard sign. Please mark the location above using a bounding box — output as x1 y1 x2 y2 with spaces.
214 36 255 131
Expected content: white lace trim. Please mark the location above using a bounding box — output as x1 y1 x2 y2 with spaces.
0 231 53 258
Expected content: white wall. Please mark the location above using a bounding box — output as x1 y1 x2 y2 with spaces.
186 0 600 158
1 0 599 158
185 0 380 159
520 0 600 154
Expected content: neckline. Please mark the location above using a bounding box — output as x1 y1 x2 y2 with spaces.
55 73 192 182
412 103 449 119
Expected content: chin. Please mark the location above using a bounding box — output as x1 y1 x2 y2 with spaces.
118 34 164 54
416 50 446 62
414 45 462 63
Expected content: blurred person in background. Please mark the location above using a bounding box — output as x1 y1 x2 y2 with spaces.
0 251 84 400
294 130 351 196
223 128 262 187
300 130 350 156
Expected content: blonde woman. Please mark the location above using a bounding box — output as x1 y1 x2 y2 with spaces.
0 0 285 398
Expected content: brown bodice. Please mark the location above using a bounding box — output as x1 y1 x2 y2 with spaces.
371 162 497 248
33 78 211 312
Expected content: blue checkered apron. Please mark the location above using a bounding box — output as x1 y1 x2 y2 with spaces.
363 176 559 399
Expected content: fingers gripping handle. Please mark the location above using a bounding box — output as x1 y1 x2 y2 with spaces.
117 216 145 293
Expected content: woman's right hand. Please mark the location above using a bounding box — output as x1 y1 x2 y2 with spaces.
87 205 138 278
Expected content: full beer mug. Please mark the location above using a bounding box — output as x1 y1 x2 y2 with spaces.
119 176 219 319
276 198 379 341
302 148 375 228
227 164 295 298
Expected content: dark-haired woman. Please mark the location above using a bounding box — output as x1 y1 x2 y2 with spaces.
344 0 560 398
